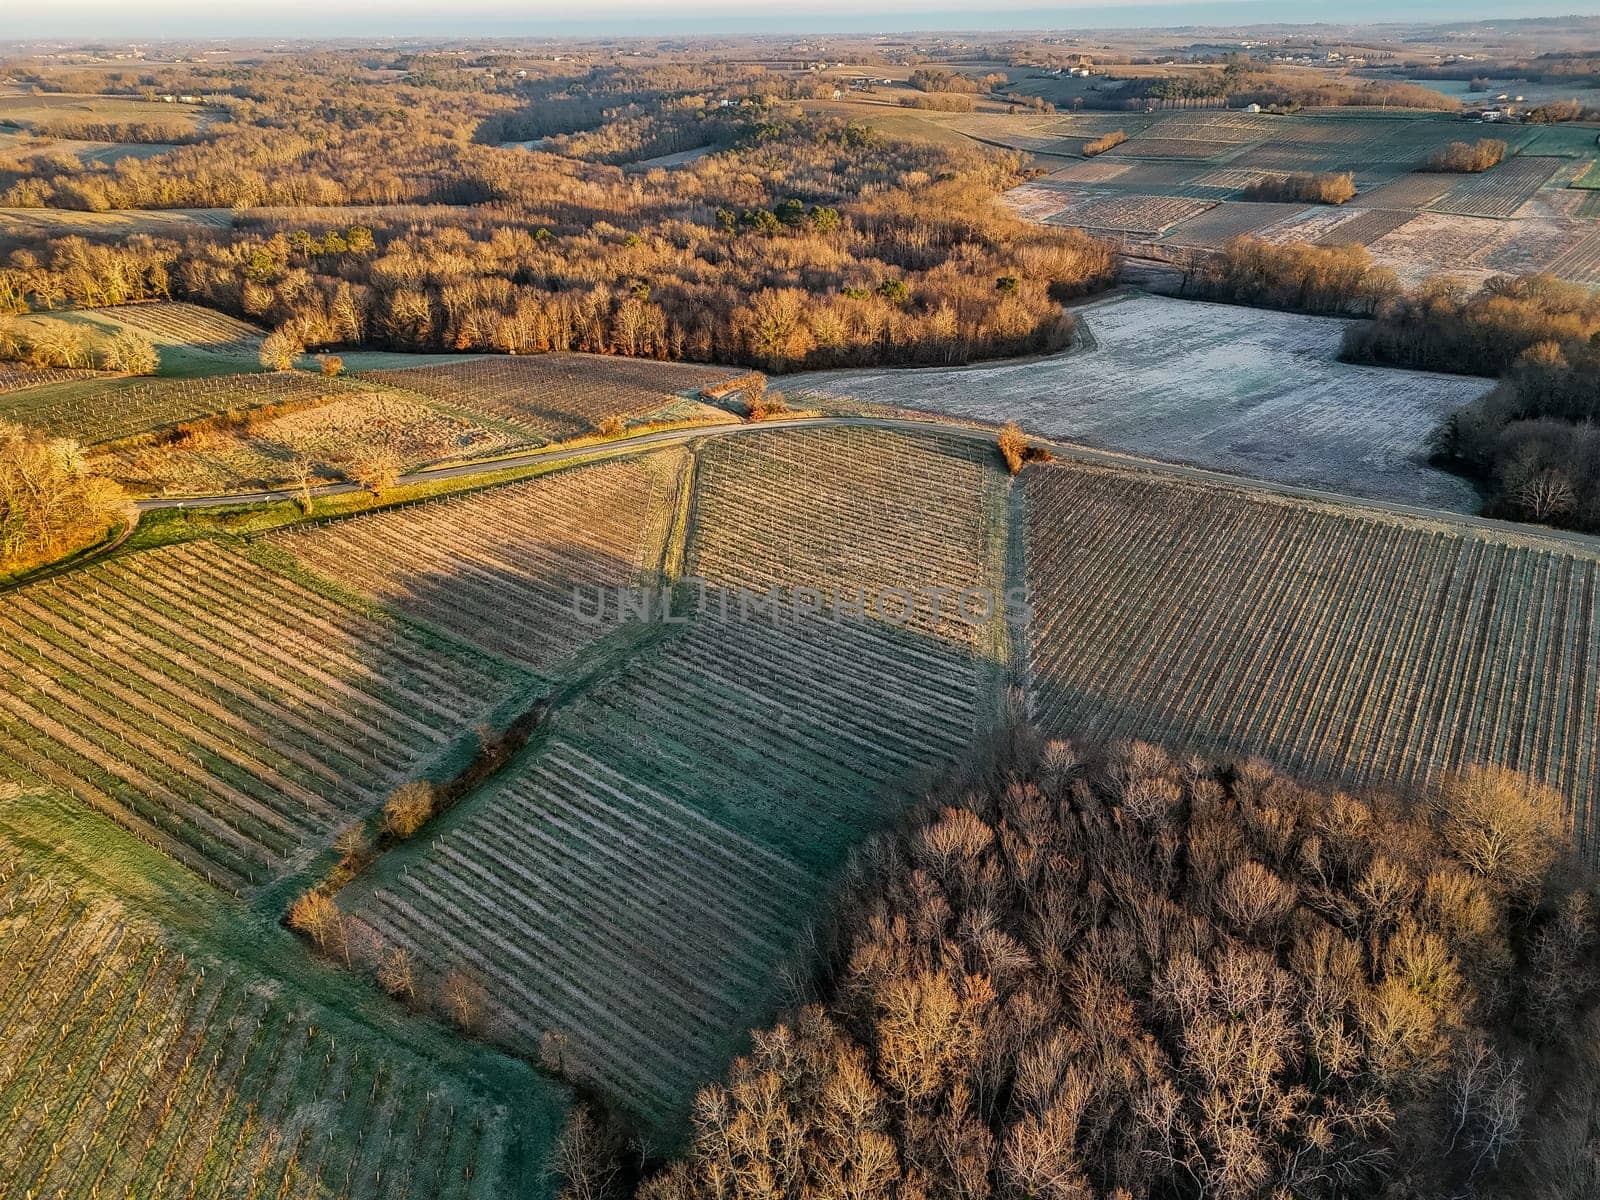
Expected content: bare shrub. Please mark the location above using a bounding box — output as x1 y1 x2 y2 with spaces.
1241 171 1357 205
1429 139 1507 173
441 969 486 1032
382 781 435 839
1082 130 1127 156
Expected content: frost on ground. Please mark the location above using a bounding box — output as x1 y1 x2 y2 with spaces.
782 293 1492 511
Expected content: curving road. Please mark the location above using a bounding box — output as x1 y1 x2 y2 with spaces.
133 412 1600 558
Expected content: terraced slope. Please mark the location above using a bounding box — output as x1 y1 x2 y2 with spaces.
1025 462 1600 844
0 541 535 893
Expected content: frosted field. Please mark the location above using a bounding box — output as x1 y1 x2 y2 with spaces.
783 293 1492 510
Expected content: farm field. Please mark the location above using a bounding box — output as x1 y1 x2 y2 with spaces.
689 426 1009 646
0 362 102 393
336 426 1003 1130
5 302 271 378
0 867 547 1200
0 206 233 244
1024 461 1600 845
0 369 364 446
784 293 1490 509
268 454 686 671
97 387 512 494
359 354 758 442
1431 155 1565 219
0 540 537 893
989 106 1600 287
342 608 986 1133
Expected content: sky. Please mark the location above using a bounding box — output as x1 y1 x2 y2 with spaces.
8 0 1597 39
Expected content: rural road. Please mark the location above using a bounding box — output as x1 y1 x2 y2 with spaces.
134 413 1600 558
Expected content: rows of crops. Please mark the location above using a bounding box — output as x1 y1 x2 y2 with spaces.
0 869 529 1199
1431 156 1563 219
1024 464 1600 842
0 541 532 893
1164 201 1307 248
0 370 362 445
1356 173 1455 210
360 354 754 441
1545 228 1600 285
269 456 680 670
93 301 264 351
689 427 1006 647
1052 192 1216 234
0 363 101 395
1314 208 1419 246
344 605 985 1129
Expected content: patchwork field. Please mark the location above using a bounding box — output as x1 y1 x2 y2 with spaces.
269 454 686 671
993 107 1600 287
0 540 536 893
785 293 1490 509
359 354 757 442
0 869 542 1200
1024 462 1600 845
335 426 1003 1130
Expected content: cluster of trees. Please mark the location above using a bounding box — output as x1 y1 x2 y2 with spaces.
1119 63 1449 113
1080 130 1126 156
1429 139 1508 173
900 94 976 112
1241 170 1357 204
571 723 1600 1200
1347 275 1600 529
1184 237 1399 316
909 69 1007 95
0 311 158 373
0 421 131 575
2 116 1117 372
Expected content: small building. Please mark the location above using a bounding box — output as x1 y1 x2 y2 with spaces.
1242 103 1262 113
1481 110 1504 122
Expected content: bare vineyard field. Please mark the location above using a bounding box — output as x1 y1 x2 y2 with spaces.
0 541 534 893
269 455 684 670
1313 208 1419 246
360 354 757 442
1024 463 1600 843
688 426 1008 646
1164 201 1309 248
0 207 233 244
0 870 542 1200
1048 192 1214 235
1355 173 1455 211
337 426 1001 1128
0 363 102 394
343 608 985 1130
1364 211 1508 287
90 302 265 354
98 388 511 494
0 370 363 446
1545 228 1600 285
1103 138 1226 161
1430 156 1564 219
786 294 1489 509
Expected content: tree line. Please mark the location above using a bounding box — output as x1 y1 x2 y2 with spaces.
1343 274 1600 530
